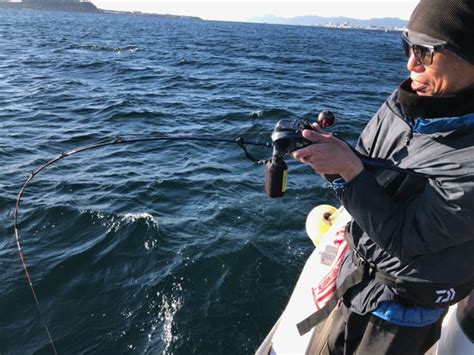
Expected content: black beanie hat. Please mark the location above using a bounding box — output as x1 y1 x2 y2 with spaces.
408 0 474 62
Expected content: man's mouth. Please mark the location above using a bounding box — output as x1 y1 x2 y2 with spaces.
411 79 428 92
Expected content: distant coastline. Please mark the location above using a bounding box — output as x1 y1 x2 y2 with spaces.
0 0 202 20
0 0 100 13
248 15 407 32
0 1 405 31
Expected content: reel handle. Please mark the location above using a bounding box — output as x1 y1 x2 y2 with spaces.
317 111 336 128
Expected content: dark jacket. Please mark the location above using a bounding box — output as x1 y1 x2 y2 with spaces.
335 80 474 314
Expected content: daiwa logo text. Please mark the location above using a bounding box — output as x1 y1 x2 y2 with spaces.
435 288 456 303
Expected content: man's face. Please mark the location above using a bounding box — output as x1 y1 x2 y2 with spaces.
407 49 474 96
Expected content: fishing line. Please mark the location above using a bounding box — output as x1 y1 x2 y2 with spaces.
13 133 271 354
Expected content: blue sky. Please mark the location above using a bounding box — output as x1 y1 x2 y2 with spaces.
93 1 419 21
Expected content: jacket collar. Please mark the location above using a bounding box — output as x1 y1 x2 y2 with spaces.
397 79 474 119
412 114 474 134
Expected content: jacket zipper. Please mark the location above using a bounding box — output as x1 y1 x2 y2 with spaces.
405 127 414 146
386 98 416 147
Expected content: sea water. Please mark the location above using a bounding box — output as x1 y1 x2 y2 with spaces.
0 8 407 354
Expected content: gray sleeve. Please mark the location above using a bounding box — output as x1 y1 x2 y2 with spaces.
336 169 474 261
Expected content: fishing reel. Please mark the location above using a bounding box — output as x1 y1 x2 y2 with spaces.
265 111 336 198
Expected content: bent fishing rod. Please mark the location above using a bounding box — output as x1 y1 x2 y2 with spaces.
13 132 270 355
13 113 430 354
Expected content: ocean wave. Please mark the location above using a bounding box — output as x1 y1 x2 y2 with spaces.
105 110 165 121
75 44 139 53
251 108 294 120
121 212 158 226
155 283 183 353
67 60 112 70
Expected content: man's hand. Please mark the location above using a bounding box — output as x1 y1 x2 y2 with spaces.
291 124 364 182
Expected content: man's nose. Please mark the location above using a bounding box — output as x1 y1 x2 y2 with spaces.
407 54 425 73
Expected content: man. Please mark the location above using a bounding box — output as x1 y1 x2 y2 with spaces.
292 0 474 353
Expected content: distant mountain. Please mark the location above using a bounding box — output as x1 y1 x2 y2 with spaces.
0 0 100 13
0 0 202 20
248 15 407 30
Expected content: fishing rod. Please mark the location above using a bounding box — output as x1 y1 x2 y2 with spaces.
13 114 429 353
13 132 271 355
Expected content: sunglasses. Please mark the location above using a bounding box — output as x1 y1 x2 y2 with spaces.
402 32 445 66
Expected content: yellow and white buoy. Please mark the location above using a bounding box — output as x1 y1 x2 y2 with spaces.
305 204 339 247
